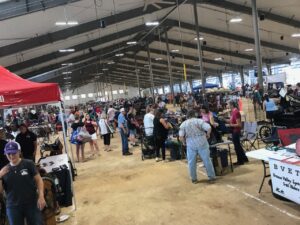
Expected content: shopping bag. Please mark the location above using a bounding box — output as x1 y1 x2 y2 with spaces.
78 127 92 143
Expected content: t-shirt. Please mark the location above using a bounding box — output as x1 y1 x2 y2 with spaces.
127 113 136 130
118 113 128 129
143 113 155 136
264 99 277 112
179 118 211 148
99 119 109 135
107 108 116 122
71 121 84 131
3 159 38 207
15 131 37 160
230 108 241 133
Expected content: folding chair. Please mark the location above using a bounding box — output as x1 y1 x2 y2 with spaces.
241 122 260 151
261 126 280 148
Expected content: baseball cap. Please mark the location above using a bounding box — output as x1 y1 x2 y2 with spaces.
120 108 125 112
4 141 21 155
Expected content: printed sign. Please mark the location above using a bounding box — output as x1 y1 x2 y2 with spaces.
0 95 4 102
270 158 300 204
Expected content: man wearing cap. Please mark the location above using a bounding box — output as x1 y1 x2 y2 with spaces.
118 108 132 156
16 124 37 162
0 141 46 225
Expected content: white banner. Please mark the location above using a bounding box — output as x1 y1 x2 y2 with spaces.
266 73 286 83
269 158 300 204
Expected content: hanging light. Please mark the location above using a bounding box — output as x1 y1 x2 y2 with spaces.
229 17 242 23
145 21 159 26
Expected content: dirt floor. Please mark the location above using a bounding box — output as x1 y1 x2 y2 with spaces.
56 131 300 225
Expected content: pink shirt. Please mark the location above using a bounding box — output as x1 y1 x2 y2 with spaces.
230 108 241 133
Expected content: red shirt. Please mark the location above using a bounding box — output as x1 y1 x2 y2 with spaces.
230 108 241 133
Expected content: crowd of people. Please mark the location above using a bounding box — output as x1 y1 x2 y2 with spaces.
0 82 299 224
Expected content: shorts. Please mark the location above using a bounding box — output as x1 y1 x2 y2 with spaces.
91 133 97 140
129 129 136 136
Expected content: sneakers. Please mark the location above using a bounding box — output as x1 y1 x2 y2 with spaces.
192 180 198 184
123 152 133 156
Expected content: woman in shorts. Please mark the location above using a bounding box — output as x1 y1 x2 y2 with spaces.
84 114 100 157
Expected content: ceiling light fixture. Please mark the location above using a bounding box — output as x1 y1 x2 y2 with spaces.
127 41 137 45
59 49 75 53
55 21 79 26
64 77 71 80
171 49 179 52
214 57 223 61
108 61 115 64
244 48 253 52
291 33 300 38
115 53 124 57
194 37 204 41
61 63 73 66
145 21 159 26
102 68 108 71
229 17 242 23
62 71 72 74
155 57 162 61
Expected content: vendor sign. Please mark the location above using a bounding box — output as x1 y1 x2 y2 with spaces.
270 158 300 204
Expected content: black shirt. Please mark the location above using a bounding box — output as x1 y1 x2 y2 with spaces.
16 131 37 160
153 117 168 140
71 121 84 131
0 140 9 169
3 159 38 207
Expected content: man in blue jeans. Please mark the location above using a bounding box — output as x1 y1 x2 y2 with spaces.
179 110 216 184
118 108 132 156
0 141 46 225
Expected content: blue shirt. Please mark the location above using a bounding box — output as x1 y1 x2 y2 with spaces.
264 99 277 112
118 113 128 129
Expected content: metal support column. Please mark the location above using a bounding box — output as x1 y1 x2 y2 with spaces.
134 57 141 97
147 44 155 98
219 74 223 87
240 67 245 88
266 64 272 75
251 0 264 90
164 30 175 99
110 82 114 101
193 0 205 96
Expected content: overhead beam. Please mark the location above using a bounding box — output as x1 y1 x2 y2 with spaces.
165 19 300 54
0 0 79 21
0 0 185 57
154 36 260 62
22 40 142 79
198 0 300 29
147 48 241 69
7 24 147 72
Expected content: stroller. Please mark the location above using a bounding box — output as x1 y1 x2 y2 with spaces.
140 127 155 160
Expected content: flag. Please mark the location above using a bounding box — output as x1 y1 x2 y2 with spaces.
183 64 187 81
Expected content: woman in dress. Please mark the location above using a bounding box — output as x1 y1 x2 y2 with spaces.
98 114 112 152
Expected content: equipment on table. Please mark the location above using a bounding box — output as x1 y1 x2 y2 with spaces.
40 138 63 158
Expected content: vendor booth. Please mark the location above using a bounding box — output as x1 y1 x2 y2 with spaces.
0 66 76 223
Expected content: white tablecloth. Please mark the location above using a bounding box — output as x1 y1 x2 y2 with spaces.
246 143 297 162
39 154 70 173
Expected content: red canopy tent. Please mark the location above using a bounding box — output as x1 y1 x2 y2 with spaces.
0 66 61 108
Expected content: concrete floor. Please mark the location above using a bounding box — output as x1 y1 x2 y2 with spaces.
60 133 300 225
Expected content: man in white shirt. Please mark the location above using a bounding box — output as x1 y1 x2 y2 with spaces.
107 105 116 124
143 106 155 136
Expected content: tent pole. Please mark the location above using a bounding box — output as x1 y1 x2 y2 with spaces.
58 102 77 211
